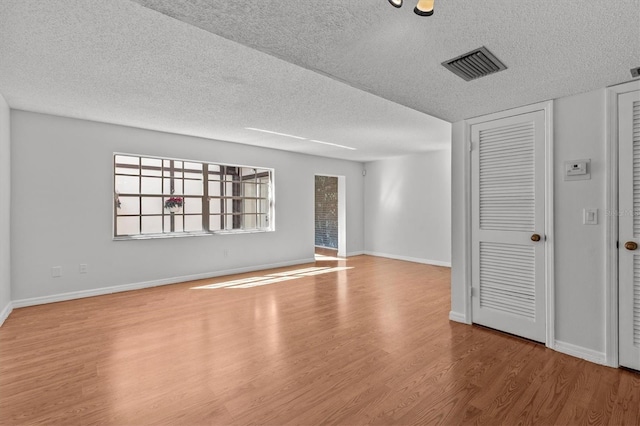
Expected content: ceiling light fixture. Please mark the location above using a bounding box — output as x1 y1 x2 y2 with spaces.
244 127 306 140
414 0 434 16
245 128 357 150
309 140 357 151
388 0 434 16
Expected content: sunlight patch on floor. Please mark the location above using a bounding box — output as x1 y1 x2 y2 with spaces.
191 266 354 290
268 267 328 277
315 254 345 261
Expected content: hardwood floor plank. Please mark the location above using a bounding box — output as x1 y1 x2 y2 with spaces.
1 255 639 425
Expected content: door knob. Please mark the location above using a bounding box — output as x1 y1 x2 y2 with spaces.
531 234 541 242
624 241 638 251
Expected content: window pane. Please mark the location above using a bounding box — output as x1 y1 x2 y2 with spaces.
241 167 255 178
259 198 269 214
208 182 221 196
117 216 140 236
184 198 202 214
118 196 140 215
115 155 139 165
142 197 162 215
257 183 269 198
258 214 268 228
141 158 162 176
164 178 183 195
184 215 202 232
115 166 139 176
243 182 257 197
226 198 234 214
141 157 161 167
209 198 222 214
115 175 139 194
141 167 161 177
164 163 182 178
183 162 202 179
184 179 203 196
244 214 257 229
164 215 184 233
141 177 162 194
223 215 233 230
208 164 221 175
209 215 221 231
244 199 257 214
141 216 162 234
174 216 183 232
163 178 172 194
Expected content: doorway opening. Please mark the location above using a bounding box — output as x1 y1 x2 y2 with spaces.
314 175 346 258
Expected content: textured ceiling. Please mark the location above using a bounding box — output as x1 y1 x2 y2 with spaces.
1 1 639 162
131 0 640 122
0 0 450 162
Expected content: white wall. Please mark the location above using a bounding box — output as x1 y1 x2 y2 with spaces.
10 111 365 302
0 94 11 324
364 150 451 266
553 89 607 352
450 88 608 357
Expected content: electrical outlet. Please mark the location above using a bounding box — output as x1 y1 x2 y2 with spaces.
79 264 88 274
51 266 62 278
223 249 229 258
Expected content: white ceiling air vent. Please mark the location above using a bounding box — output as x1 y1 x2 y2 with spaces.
442 46 507 81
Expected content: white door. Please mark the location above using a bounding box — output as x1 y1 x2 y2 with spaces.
471 110 547 343
618 89 640 371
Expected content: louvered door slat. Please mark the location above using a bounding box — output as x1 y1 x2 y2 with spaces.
479 242 536 319
479 121 535 232
633 100 640 347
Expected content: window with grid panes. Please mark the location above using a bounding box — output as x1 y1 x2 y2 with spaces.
114 154 273 238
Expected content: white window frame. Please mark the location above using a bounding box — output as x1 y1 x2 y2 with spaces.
113 153 275 240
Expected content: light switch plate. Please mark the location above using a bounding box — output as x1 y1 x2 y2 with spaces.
583 208 598 225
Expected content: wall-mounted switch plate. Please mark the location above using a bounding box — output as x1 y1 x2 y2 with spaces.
564 159 591 181
79 264 88 274
583 208 598 225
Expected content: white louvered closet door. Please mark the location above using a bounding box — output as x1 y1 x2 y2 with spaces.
619 89 640 371
471 110 546 343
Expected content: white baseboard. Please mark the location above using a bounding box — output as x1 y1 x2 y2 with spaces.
346 250 365 257
0 301 12 327
11 257 315 309
364 251 451 267
449 311 469 324
554 340 608 366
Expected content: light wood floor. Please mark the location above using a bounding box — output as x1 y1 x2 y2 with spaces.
1 255 639 425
